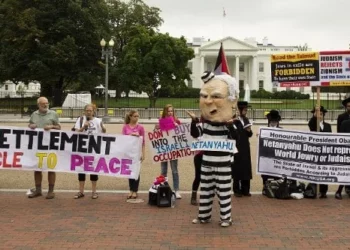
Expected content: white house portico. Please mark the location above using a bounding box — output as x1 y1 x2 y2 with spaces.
189 37 259 91
187 36 310 94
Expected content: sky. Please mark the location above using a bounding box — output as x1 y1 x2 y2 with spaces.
143 0 350 51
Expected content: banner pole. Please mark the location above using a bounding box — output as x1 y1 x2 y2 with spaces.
316 86 321 132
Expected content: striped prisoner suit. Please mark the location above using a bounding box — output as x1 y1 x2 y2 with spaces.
191 119 237 222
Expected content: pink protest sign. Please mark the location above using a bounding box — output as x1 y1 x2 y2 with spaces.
159 117 175 131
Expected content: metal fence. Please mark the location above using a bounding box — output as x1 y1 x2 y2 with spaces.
0 94 347 121
37 107 342 122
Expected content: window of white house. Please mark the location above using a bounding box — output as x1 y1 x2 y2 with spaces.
187 79 193 88
207 62 213 71
259 80 264 90
239 62 244 72
300 87 304 93
5 85 8 90
286 87 291 91
272 87 277 93
187 62 193 70
239 80 244 91
259 62 264 72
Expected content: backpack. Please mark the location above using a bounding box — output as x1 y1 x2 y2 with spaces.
303 183 317 199
71 116 84 131
265 180 280 198
265 176 293 199
274 177 291 199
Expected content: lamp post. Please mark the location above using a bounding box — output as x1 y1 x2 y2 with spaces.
100 38 114 122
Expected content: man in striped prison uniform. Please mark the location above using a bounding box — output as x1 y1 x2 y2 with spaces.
187 71 239 227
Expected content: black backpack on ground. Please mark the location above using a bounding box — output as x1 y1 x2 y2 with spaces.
274 176 291 199
303 183 317 199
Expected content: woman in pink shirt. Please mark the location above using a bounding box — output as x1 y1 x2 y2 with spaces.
122 110 145 199
156 104 182 199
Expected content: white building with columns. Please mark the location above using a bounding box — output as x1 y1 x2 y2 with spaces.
187 36 311 94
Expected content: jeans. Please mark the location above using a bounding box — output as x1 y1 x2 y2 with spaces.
161 159 179 191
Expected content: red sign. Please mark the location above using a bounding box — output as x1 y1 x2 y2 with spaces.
279 81 310 87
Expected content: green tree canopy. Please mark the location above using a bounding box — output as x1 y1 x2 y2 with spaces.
0 0 110 105
107 0 163 96
119 27 194 107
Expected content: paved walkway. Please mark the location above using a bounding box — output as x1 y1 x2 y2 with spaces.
1 192 350 250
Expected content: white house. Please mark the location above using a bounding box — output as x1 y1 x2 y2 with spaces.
186 36 312 94
0 80 41 98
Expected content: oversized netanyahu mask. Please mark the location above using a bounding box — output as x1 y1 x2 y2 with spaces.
199 72 239 122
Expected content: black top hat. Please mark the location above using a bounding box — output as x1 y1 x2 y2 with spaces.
237 101 248 109
311 106 327 114
342 97 350 107
266 110 281 122
201 71 215 83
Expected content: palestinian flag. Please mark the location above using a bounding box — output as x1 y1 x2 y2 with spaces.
214 43 230 75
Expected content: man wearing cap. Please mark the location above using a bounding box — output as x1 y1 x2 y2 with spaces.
335 96 350 199
261 110 282 195
187 71 239 227
232 101 253 197
308 106 332 198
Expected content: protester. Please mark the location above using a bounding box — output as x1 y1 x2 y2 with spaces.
308 106 331 198
156 104 182 199
261 110 282 195
122 109 145 200
73 104 106 199
187 71 239 227
335 97 350 199
27 97 61 199
232 101 253 197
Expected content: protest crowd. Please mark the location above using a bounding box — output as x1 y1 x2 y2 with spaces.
2 74 350 228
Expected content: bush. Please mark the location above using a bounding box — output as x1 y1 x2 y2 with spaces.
251 89 309 99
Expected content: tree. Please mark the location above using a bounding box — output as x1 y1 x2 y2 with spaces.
107 0 163 97
0 0 110 106
119 27 194 107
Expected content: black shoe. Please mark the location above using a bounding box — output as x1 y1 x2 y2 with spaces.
234 192 243 197
242 193 252 197
335 192 342 200
319 193 327 199
262 188 267 196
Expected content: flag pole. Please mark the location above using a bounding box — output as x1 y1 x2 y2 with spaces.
222 7 226 39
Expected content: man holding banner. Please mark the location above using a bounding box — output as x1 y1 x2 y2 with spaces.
27 97 61 199
308 106 332 198
335 96 350 199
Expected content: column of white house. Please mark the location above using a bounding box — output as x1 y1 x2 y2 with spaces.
200 56 205 74
235 55 240 83
251 55 258 90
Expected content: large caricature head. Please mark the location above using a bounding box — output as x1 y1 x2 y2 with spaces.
199 71 239 122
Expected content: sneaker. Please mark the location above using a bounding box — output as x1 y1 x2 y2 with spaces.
46 192 55 199
27 189 42 198
175 191 182 199
220 219 233 227
192 218 211 224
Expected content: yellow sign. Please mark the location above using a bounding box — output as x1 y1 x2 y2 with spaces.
107 109 114 115
329 81 350 86
56 109 63 115
271 52 319 63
